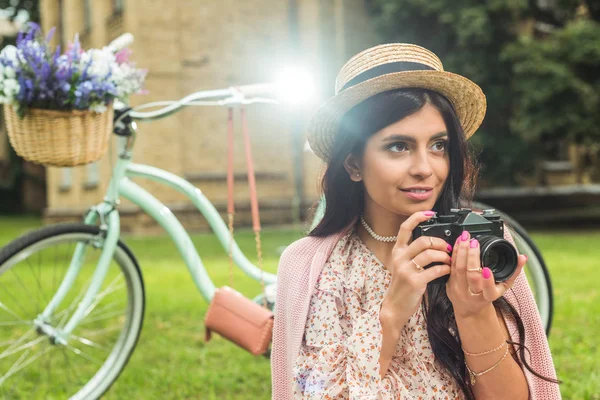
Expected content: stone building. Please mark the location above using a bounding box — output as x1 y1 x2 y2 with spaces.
36 0 378 233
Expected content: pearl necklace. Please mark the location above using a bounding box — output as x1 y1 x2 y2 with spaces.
360 215 398 243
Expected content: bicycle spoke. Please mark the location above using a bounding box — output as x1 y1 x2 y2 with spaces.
83 275 125 318
35 248 49 305
54 269 96 328
79 309 127 325
0 335 46 360
0 345 54 387
70 334 110 352
66 344 104 365
0 348 31 387
0 298 28 323
84 299 123 321
0 227 143 398
0 320 30 327
79 324 123 338
62 346 83 388
24 257 44 314
8 268 38 316
0 282 32 319
0 326 36 358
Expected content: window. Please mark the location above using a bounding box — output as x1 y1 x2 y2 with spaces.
83 0 92 32
113 0 124 13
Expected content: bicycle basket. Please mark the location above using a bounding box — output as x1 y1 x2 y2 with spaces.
3 103 113 167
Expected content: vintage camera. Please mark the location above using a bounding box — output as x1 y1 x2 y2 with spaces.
412 208 518 284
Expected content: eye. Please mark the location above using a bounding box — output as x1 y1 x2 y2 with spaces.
432 140 448 152
387 142 408 153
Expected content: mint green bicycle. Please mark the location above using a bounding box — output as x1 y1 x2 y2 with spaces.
0 74 283 398
0 35 554 400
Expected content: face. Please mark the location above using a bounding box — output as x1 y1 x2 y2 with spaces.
346 103 450 217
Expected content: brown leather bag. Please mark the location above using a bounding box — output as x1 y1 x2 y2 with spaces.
203 107 273 356
204 286 274 356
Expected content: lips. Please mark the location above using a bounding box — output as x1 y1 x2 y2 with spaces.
401 188 433 201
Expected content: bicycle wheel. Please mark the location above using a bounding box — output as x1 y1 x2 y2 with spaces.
473 202 554 335
0 223 145 399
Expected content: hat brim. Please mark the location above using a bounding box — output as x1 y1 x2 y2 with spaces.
306 70 486 161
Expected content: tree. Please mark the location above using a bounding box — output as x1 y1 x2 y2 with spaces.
367 0 600 186
0 0 40 23
503 19 600 144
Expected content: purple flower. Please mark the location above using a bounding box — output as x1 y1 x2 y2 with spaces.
2 23 147 115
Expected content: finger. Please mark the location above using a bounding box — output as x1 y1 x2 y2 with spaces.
481 267 498 301
394 211 437 250
452 230 470 278
411 249 453 271
404 235 453 261
418 263 451 284
466 238 483 294
498 254 527 293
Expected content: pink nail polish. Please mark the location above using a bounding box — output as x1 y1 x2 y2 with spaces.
470 239 478 248
482 267 492 279
461 231 469 241
423 211 435 216
447 244 453 252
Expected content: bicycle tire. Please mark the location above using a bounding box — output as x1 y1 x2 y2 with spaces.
473 201 554 336
0 223 145 399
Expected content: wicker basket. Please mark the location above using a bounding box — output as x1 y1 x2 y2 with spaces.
3 104 114 167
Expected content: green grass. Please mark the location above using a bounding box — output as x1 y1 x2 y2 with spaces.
0 217 598 399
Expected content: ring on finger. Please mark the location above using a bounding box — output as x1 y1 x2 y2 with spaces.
411 259 422 270
468 287 483 296
429 237 434 249
467 267 482 273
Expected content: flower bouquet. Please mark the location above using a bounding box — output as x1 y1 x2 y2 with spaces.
0 23 147 167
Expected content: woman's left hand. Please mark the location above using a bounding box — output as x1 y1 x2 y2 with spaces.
445 230 528 319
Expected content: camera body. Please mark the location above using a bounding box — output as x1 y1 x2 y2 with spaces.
411 208 518 284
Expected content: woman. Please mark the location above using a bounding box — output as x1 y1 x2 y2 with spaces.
271 44 560 399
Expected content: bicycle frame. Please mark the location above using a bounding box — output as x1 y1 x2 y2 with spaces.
34 83 285 343
38 145 277 342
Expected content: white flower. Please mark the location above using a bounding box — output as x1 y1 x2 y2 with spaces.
110 62 145 100
81 48 116 78
90 102 108 113
0 45 19 65
3 78 20 102
4 78 18 91
4 66 15 79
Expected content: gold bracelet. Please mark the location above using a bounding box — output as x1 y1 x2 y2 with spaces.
465 345 509 385
462 338 507 357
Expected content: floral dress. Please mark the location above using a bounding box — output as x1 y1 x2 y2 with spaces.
292 227 464 399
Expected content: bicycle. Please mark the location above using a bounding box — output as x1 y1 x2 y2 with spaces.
0 34 553 400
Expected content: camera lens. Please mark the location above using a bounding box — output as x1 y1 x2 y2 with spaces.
476 235 518 282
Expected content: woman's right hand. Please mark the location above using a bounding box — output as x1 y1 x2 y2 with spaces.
379 211 453 332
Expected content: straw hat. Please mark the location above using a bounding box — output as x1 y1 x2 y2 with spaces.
306 43 487 161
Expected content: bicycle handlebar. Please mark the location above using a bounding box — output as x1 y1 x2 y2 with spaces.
120 83 279 123
232 83 277 98
106 33 281 123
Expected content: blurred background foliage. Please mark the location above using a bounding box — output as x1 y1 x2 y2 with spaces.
366 0 600 185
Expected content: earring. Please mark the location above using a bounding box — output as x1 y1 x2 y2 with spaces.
356 173 360 177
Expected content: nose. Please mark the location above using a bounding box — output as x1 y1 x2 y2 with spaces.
408 149 434 179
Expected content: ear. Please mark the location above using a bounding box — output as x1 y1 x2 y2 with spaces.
343 154 362 182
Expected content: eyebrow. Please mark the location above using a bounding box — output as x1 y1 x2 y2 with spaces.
381 132 448 143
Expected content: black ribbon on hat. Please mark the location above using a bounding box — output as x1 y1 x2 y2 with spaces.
340 61 435 92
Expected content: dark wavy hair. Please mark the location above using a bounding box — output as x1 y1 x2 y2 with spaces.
308 88 559 398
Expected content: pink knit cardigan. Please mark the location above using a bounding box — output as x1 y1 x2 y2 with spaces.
271 221 561 399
